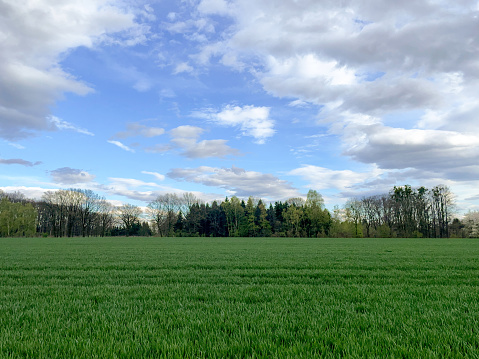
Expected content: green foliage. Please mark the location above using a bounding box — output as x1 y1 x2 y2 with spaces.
255 200 271 237
1 237 479 357
0 198 37 237
375 224 392 238
0 185 463 239
329 220 357 238
283 205 303 237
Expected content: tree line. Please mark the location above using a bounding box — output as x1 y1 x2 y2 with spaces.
0 185 477 238
342 185 457 238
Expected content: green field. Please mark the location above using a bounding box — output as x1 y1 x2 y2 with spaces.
1 237 478 358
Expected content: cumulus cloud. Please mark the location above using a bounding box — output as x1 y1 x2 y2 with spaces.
167 166 300 199
178 0 479 185
289 165 381 191
105 177 170 202
0 158 42 167
111 124 238 158
170 125 240 158
145 125 239 158
261 54 358 104
170 125 204 142
342 123 479 180
0 0 148 141
102 176 219 204
108 140 135 153
195 105 275 144
50 167 96 185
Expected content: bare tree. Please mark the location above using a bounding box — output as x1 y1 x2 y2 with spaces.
345 199 363 237
286 197 305 207
180 192 201 215
147 193 182 236
118 204 142 236
430 185 455 238
96 199 114 237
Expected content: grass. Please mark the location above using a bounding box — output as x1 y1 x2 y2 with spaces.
1 237 479 358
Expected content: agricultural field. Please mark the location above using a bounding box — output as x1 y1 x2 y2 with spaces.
1 237 478 358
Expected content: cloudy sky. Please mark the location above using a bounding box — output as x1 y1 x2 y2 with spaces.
1 0 479 213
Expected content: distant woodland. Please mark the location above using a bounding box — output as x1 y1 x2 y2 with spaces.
0 185 477 238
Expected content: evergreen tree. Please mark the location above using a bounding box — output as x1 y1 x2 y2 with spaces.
256 200 271 237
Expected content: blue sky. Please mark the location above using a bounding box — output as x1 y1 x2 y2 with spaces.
1 0 479 214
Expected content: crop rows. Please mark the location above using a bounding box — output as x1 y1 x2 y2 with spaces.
1 238 478 358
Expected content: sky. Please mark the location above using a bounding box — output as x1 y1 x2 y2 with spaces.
1 0 479 214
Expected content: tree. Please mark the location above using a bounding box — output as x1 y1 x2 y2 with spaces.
185 202 203 236
345 199 363 237
41 190 81 237
256 200 271 237
391 185 416 237
243 197 257 237
283 205 303 237
449 218 465 238
330 205 355 238
147 194 181 236
180 192 201 215
118 204 142 236
0 198 37 237
74 189 101 237
174 212 185 235
304 190 330 237
463 211 479 238
221 197 244 237
96 199 114 237
286 197 305 207
139 221 152 236
208 201 227 237
430 185 455 238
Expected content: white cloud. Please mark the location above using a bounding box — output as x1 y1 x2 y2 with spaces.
0 186 53 200
289 165 381 191
342 124 479 179
197 0 233 16
169 125 239 158
173 62 194 74
185 0 479 186
113 122 165 139
0 0 148 141
105 177 175 202
170 125 204 139
49 116 94 136
195 105 275 144
7 142 26 150
108 140 135 153
267 54 357 86
184 140 240 159
141 171 166 181
167 166 300 199
103 176 223 204
108 177 162 189
50 167 96 185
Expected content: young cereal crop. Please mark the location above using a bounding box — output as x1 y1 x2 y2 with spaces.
1 237 478 358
